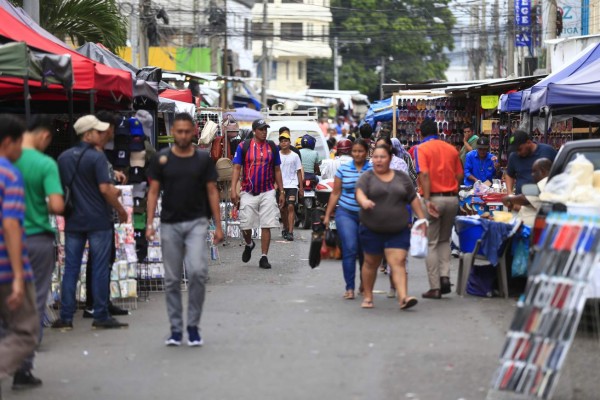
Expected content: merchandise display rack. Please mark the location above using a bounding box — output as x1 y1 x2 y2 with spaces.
487 213 600 399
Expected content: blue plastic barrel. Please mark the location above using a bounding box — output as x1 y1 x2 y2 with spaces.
455 216 484 254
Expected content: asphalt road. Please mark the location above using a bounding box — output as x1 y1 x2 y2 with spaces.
4 231 599 400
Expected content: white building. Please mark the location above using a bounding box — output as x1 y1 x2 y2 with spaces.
252 0 332 92
227 0 256 75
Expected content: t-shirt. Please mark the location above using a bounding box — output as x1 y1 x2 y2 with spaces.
335 160 372 213
148 148 218 223
58 142 113 232
15 148 64 235
299 148 321 174
507 143 557 194
233 139 281 194
356 170 416 234
459 135 479 165
279 151 302 189
415 138 463 194
320 155 352 180
0 157 33 284
463 150 497 185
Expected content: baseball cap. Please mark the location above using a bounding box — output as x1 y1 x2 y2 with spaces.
476 136 490 149
252 119 270 130
114 150 130 168
279 132 291 141
129 136 145 151
129 117 144 136
73 115 110 135
508 130 531 152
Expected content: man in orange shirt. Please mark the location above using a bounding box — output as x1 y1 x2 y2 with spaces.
414 120 463 299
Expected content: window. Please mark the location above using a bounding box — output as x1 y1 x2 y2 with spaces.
271 61 277 80
285 60 290 80
322 25 329 42
282 0 303 3
298 61 304 80
306 23 313 41
251 22 274 39
244 19 250 49
280 23 303 41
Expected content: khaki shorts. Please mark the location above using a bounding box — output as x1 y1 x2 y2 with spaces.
239 190 281 230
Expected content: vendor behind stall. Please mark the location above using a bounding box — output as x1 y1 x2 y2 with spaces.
463 136 499 186
459 126 478 165
505 131 556 194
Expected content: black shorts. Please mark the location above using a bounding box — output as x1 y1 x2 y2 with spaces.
283 188 298 205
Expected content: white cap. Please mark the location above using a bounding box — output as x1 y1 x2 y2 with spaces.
73 115 110 135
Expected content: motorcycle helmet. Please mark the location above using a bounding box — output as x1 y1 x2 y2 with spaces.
336 139 352 155
301 134 316 150
295 137 303 149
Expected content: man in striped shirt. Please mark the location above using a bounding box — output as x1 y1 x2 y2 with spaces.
0 115 39 396
232 119 285 269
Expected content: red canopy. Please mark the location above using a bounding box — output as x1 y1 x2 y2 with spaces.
0 6 132 104
160 88 193 104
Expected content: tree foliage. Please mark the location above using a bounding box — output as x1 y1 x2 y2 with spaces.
9 0 127 52
308 0 456 99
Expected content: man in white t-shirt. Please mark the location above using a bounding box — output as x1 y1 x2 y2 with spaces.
279 132 303 241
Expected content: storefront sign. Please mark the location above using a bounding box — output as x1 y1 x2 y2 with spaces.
481 95 499 110
515 0 531 26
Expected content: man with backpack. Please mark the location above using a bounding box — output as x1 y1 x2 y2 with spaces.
231 119 285 269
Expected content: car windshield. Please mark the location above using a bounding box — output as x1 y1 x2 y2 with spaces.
268 130 326 156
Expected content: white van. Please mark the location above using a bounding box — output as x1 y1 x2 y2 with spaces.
262 108 329 161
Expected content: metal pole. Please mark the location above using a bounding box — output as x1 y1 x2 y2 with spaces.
23 0 40 24
222 0 228 110
379 56 385 100
260 0 268 107
392 93 397 138
333 36 339 91
140 0 150 66
507 0 515 76
131 5 139 68
546 0 557 72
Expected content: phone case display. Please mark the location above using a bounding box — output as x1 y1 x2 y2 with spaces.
546 119 573 151
489 214 600 399
396 97 477 151
138 196 167 293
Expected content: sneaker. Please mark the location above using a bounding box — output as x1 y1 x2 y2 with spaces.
451 248 460 258
187 326 203 347
12 370 42 390
50 319 73 330
92 317 128 329
242 240 255 263
82 309 94 319
282 229 288 238
287 232 294 241
259 255 271 269
109 304 129 316
165 331 182 346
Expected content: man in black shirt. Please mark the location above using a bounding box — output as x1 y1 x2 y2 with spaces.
147 113 224 347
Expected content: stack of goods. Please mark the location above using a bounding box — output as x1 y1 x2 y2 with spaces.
547 119 573 150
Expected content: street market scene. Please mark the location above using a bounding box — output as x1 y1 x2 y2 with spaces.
0 0 599 399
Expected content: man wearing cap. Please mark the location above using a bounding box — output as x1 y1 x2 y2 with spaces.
279 126 302 161
53 115 128 330
278 131 303 241
459 127 478 165
506 130 557 195
231 119 285 269
463 136 499 186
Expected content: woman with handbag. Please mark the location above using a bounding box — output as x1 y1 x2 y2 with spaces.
355 145 427 310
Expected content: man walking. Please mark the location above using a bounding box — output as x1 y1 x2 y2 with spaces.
463 136 499 186
506 130 557 195
231 119 285 269
0 115 39 398
415 119 463 299
278 131 303 241
53 115 128 330
11 116 64 390
147 113 224 347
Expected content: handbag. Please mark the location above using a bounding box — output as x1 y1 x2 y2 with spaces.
63 146 90 218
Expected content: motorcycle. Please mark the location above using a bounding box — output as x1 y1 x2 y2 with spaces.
297 178 317 229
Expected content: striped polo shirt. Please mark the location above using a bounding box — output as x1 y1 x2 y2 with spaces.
335 160 372 213
0 157 32 284
233 139 281 194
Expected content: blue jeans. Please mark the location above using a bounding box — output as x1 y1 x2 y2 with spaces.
335 207 363 291
60 230 112 322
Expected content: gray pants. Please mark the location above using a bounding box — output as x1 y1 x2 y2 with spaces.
424 196 459 290
161 218 209 333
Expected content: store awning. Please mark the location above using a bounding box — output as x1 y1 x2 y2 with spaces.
499 91 523 112
159 88 193 104
444 75 545 96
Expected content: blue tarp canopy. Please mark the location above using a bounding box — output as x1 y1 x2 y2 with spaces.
527 42 600 113
363 97 396 127
223 107 262 122
499 91 523 112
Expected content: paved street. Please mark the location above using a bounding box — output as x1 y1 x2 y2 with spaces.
4 232 599 400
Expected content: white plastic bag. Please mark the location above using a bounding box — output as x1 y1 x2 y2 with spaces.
410 219 429 259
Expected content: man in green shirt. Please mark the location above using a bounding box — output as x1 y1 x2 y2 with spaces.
13 115 64 390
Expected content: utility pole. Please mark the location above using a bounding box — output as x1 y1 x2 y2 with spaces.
379 56 385 100
492 0 503 78
140 0 150 67
546 0 557 72
479 0 487 79
23 0 39 24
131 4 139 67
507 0 515 76
260 0 268 107
221 0 228 109
333 36 339 91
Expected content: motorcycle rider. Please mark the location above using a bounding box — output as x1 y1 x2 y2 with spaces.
299 134 321 182
320 139 353 180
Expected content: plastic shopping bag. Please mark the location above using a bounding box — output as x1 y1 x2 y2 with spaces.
410 219 429 259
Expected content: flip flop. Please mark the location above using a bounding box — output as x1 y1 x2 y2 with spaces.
343 291 355 300
400 297 418 310
361 299 374 309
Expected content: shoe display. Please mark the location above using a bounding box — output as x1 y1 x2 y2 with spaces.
187 326 204 347
12 370 42 390
92 317 128 329
109 304 129 316
440 276 452 295
259 255 271 269
421 289 442 299
165 331 182 346
82 309 94 319
50 319 73 330
242 240 255 263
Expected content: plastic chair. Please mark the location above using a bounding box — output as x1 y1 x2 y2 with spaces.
456 238 510 299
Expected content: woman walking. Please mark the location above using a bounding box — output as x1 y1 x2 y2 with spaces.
323 139 371 300
355 145 427 310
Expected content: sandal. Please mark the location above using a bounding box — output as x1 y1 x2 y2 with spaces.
400 297 418 310
343 290 355 300
361 299 374 309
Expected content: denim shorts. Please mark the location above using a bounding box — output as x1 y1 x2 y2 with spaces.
359 224 411 255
